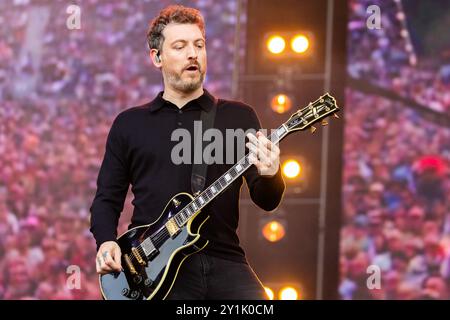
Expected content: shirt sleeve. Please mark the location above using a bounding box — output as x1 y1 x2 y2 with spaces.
90 114 130 250
243 107 286 211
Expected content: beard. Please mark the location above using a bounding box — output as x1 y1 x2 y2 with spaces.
164 64 205 93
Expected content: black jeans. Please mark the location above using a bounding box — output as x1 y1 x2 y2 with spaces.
166 253 267 300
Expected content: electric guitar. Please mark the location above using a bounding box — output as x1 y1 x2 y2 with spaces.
99 93 339 300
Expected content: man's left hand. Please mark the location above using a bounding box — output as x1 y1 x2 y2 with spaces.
246 131 280 177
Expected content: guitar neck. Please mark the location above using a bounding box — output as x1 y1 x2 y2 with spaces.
172 92 339 227
172 124 289 227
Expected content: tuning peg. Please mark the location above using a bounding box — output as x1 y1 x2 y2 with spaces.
333 113 339 119
310 126 316 133
321 120 328 126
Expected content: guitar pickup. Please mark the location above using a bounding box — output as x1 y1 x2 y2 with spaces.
165 218 181 238
140 238 158 260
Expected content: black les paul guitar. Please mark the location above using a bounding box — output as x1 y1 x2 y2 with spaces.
99 93 339 300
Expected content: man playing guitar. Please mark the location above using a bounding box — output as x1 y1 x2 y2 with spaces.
90 4 285 300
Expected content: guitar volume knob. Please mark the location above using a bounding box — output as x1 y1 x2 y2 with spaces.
133 275 143 284
144 278 153 287
130 290 139 300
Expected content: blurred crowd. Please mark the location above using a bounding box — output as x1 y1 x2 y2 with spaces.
348 0 450 113
0 0 241 299
340 0 450 299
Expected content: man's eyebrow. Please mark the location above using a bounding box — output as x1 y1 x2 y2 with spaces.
170 38 205 45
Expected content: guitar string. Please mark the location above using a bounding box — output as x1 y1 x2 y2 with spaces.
125 228 169 266
171 130 281 227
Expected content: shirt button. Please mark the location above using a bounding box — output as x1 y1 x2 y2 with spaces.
178 110 183 114
177 122 182 126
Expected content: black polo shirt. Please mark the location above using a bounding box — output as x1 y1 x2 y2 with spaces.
89 89 285 263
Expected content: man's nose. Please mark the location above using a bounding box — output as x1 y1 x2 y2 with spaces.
187 44 198 60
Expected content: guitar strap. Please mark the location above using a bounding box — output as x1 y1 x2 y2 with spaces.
191 96 217 195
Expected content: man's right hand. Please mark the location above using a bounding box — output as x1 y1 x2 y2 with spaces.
96 241 123 274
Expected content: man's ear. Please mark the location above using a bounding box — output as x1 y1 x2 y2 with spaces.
150 49 162 68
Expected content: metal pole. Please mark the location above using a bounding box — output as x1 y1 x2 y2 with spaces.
316 0 335 300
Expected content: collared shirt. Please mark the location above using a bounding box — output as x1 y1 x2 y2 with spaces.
90 89 285 263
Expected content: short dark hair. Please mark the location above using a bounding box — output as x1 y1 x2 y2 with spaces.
146 5 205 52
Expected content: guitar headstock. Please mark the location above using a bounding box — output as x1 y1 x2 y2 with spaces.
284 93 339 133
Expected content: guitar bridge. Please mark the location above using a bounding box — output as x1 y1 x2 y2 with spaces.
132 247 146 266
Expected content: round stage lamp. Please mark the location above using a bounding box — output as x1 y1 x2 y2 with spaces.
262 220 286 242
291 34 309 54
279 286 299 300
271 94 292 114
267 35 286 54
282 160 301 179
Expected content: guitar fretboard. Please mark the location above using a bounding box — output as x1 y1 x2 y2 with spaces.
172 124 289 227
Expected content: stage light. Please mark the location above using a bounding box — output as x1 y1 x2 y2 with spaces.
282 160 301 179
263 283 302 300
264 287 274 300
267 35 286 54
262 220 286 242
279 286 299 300
280 156 309 194
291 34 309 54
264 31 313 60
270 93 292 114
